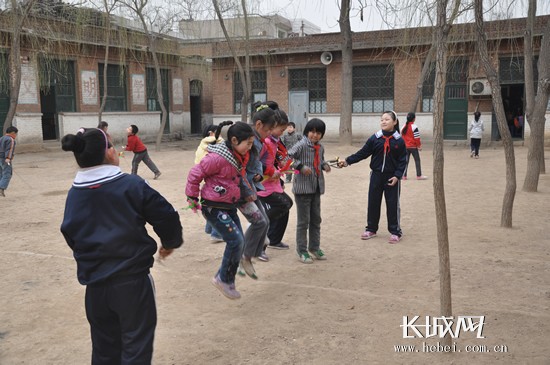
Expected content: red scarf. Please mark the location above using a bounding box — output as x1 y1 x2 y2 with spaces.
232 150 250 179
313 144 321 176
382 135 393 155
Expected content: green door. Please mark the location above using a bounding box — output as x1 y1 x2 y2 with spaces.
443 84 468 139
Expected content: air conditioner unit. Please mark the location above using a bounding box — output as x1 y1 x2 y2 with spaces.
469 78 492 96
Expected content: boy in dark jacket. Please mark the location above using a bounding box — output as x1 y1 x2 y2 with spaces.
0 126 18 197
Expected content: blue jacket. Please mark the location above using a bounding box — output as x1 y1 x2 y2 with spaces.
345 130 407 178
61 165 183 285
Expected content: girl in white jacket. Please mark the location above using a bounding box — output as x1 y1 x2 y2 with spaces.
469 111 484 159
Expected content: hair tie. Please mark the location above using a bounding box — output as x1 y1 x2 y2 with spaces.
390 110 397 120
255 104 269 112
77 127 85 135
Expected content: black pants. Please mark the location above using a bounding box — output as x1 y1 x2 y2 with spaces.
470 138 481 157
85 274 157 365
404 148 422 177
366 171 402 236
260 191 293 245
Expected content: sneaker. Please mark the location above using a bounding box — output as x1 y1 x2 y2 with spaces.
470 151 475 158
416 175 428 180
475 155 479 159
297 252 313 264
402 176 407 180
211 275 241 300
268 242 289 250
388 234 401 244
257 251 269 262
237 265 246 277
309 249 327 260
154 172 162 180
0 189 4 197
361 230 377 240
240 257 258 280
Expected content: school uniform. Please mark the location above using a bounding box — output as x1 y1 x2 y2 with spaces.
345 130 407 236
61 165 183 364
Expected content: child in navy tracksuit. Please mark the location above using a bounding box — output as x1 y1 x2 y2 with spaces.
340 111 407 243
60 127 183 365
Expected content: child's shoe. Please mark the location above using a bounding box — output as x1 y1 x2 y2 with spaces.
154 171 162 180
240 257 258 280
470 151 475 158
211 275 241 300
388 234 401 244
237 265 246 277
361 230 377 240
309 249 327 260
402 176 407 180
416 175 428 180
297 252 313 264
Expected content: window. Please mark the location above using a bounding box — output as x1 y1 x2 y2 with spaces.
39 58 76 112
447 59 468 84
289 68 327 113
98 64 127 111
234 70 267 114
352 65 394 113
422 63 436 112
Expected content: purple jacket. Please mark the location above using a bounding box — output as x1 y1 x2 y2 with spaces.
186 143 242 207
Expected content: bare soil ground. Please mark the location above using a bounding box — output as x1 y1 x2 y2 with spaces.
0 140 549 365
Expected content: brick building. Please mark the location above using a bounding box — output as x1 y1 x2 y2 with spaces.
210 15 550 142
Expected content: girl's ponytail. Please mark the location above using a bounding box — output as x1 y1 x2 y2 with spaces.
211 120 233 144
402 112 415 135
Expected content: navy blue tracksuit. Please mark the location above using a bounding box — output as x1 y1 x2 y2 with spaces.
61 165 183 365
345 130 407 236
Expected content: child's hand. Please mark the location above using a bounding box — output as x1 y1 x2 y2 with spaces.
302 166 312 176
323 164 331 173
338 160 348 168
387 177 398 186
158 247 174 260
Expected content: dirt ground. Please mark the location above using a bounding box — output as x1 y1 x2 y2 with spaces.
0 139 549 365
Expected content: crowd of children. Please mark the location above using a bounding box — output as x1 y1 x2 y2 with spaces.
59 107 418 363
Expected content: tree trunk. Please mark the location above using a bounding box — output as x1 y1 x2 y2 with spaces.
433 0 452 347
523 13 550 191
212 0 250 123
409 45 435 113
338 0 353 145
474 0 517 227
152 48 168 151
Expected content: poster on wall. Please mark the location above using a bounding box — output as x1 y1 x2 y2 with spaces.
172 78 183 105
132 74 145 105
18 63 38 104
81 70 98 105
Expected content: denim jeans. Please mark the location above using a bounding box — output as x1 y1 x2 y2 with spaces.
204 221 222 239
294 193 322 254
131 150 159 175
238 200 269 258
0 160 13 190
202 207 244 284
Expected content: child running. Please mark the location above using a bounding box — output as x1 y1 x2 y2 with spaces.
288 118 331 264
258 101 294 251
124 124 162 179
60 127 183 364
400 112 427 180
195 123 224 243
339 111 407 243
186 121 254 299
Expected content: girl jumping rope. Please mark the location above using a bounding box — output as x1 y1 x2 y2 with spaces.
186 121 254 299
339 111 407 243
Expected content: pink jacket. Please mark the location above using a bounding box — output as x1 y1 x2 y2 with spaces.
186 143 242 206
258 136 283 197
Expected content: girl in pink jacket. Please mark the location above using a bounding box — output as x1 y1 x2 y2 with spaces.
186 122 255 300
